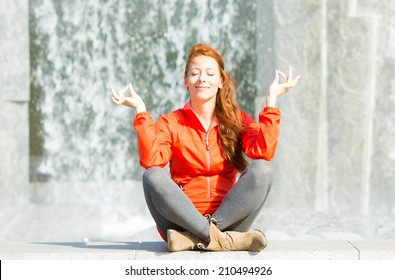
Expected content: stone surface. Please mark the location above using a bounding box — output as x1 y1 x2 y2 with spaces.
255 0 395 221
326 0 374 216
359 0 395 225
0 0 30 101
0 240 364 260
0 102 30 204
3 240 395 260
351 240 395 260
0 0 30 205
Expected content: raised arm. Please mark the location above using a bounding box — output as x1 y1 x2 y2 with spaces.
109 83 171 168
241 66 300 159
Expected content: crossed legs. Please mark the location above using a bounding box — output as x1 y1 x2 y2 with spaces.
142 159 273 241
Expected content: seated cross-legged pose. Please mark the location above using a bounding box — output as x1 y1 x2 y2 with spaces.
110 43 300 252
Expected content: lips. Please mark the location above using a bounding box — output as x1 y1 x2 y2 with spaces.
195 85 210 90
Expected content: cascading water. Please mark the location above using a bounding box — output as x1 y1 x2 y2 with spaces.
29 0 257 240
30 0 257 182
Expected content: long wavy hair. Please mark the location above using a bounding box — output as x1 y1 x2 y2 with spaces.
184 43 249 171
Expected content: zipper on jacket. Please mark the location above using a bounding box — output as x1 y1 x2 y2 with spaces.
205 133 211 197
205 133 210 153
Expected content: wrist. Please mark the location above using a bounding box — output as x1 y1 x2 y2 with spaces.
266 95 277 107
136 104 147 114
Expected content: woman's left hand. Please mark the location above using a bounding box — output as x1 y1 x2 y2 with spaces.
266 66 301 107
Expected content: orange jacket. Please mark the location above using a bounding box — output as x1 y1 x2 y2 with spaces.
133 101 281 215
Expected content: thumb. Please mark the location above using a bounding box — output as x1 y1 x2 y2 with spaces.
128 82 138 97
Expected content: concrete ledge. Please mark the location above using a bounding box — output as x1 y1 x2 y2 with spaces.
349 241 395 260
1 241 395 260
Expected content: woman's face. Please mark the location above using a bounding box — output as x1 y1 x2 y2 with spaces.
184 55 223 102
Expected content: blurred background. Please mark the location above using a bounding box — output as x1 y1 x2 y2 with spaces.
1 0 394 242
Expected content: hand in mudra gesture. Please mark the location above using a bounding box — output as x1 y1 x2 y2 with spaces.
266 66 301 107
110 83 146 113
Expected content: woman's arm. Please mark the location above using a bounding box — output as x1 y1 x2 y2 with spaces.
241 66 300 159
110 83 172 168
240 108 281 160
133 113 172 168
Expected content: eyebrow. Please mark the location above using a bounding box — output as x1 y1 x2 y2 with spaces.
190 67 216 71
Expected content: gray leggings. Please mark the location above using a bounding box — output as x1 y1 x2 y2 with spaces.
142 159 272 241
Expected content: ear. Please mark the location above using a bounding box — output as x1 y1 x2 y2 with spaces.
184 76 189 89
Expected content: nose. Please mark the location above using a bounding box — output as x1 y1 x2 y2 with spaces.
198 72 207 82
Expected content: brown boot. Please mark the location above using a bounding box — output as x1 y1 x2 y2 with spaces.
167 229 202 252
198 219 267 252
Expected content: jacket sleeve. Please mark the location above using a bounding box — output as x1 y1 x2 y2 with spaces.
240 107 281 160
133 112 172 168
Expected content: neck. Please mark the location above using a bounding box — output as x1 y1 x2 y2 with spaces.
190 98 216 131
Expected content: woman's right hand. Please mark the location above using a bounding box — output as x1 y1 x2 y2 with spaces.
110 83 146 113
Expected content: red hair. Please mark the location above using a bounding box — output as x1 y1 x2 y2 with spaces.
185 43 248 171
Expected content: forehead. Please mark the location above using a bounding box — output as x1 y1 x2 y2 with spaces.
188 55 219 70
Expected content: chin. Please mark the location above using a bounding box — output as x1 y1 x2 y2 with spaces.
192 93 217 101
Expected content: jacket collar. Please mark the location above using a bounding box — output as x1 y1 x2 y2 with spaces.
182 100 218 130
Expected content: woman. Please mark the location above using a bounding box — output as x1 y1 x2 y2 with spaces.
110 43 300 252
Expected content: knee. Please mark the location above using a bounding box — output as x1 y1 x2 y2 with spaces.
249 159 272 177
143 166 163 180
142 166 165 191
245 159 273 188
244 160 273 199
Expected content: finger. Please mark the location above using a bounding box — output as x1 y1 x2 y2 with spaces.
111 96 121 104
110 85 118 98
111 88 123 101
277 70 287 82
289 75 301 87
111 93 118 102
128 82 138 97
288 65 293 81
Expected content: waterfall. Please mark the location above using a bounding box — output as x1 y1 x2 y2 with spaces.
30 0 257 182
